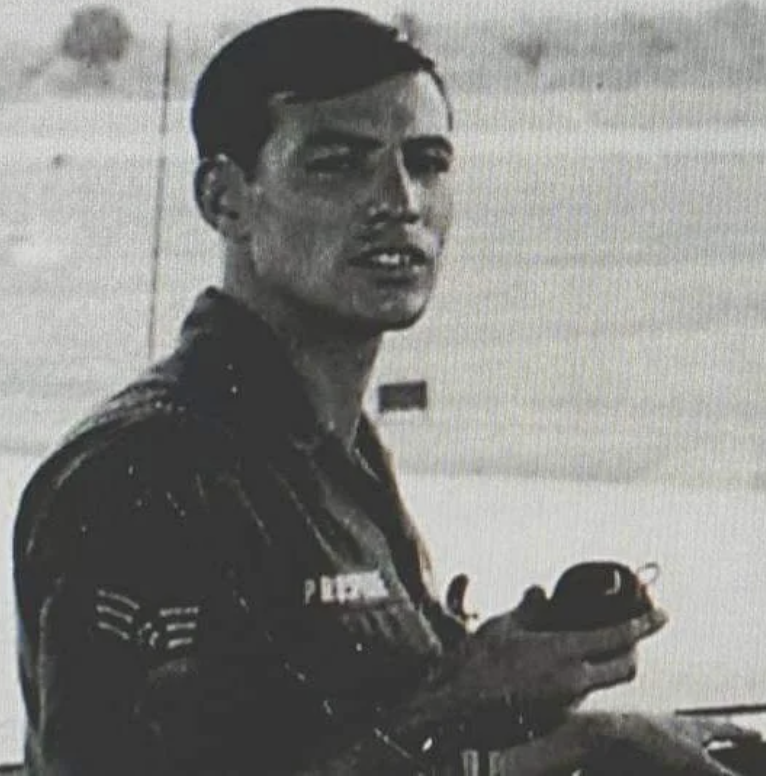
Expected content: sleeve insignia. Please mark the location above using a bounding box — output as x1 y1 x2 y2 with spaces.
94 588 201 656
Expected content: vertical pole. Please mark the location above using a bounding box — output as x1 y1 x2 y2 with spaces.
146 21 173 362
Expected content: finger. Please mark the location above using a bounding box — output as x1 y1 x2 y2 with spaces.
577 648 638 694
570 608 668 660
513 585 549 628
487 590 549 633
519 585 548 606
698 718 762 744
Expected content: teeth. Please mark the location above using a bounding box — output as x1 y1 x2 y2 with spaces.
368 252 411 268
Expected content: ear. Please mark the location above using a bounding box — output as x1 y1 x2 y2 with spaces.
194 154 258 241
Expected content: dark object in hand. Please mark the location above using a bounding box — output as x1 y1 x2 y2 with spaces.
537 561 656 631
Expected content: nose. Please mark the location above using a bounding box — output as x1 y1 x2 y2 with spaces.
366 152 420 225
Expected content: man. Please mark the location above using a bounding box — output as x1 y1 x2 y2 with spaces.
12 9 754 775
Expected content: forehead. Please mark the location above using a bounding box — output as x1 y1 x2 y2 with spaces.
270 72 451 144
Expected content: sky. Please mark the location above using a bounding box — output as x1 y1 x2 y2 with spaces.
5 0 766 43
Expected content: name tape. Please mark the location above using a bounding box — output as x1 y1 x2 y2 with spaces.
304 570 389 606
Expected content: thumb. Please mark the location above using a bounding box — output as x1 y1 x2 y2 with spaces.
514 585 549 628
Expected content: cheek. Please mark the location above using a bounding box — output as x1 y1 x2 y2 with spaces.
426 184 454 240
279 170 366 219
257 186 353 254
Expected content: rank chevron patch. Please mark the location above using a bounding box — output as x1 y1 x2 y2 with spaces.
94 588 201 655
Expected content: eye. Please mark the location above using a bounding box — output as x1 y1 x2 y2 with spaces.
405 149 453 178
304 149 362 177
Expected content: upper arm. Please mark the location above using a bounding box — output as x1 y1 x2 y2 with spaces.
16 420 457 775
15 427 284 775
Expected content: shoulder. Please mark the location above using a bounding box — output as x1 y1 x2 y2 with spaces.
14 389 235 577
26 348 242 494
24 395 226 497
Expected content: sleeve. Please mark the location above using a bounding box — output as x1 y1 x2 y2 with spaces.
14 436 348 776
15 428 479 776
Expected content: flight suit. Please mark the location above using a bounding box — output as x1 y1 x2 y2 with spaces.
14 288 478 775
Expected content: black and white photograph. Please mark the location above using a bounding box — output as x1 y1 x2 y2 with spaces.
1 0 766 773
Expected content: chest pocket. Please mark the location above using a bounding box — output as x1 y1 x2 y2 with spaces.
232 443 445 706
281 569 443 705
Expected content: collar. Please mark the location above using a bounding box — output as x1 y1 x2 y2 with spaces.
174 289 391 478
172 287 323 447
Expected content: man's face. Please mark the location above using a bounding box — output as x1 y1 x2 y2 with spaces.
243 71 454 335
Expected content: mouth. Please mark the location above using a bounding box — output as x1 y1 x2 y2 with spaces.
349 246 430 273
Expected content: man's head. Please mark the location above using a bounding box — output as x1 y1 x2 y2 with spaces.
192 9 455 336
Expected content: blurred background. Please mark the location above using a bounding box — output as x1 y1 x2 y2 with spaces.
2 0 766 482
1 0 766 763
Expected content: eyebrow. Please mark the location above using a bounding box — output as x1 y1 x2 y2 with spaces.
304 129 381 152
303 129 453 156
404 135 454 156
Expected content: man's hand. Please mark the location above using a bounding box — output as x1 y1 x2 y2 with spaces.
490 712 760 775
383 589 666 771
438 589 667 714
585 712 761 774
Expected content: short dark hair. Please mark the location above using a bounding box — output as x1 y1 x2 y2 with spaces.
191 8 452 175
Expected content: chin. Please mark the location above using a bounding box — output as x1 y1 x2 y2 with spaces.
382 311 425 331
373 293 431 331
339 308 425 338
312 296 431 337
372 305 428 334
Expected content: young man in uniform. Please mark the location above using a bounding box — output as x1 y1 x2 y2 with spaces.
13 9 754 775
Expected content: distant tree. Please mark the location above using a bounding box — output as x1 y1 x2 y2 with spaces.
622 13 677 55
513 35 548 71
60 5 132 85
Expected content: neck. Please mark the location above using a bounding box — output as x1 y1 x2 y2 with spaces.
222 244 382 450
288 332 381 449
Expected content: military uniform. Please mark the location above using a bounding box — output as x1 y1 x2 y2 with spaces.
14 288 474 775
